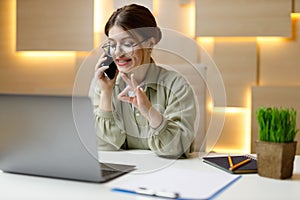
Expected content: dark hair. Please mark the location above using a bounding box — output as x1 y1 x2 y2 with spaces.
104 4 162 44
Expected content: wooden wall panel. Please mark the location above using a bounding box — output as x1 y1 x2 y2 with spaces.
196 0 292 37
295 0 300 12
0 0 76 95
213 39 257 107
0 0 14 57
251 86 300 155
0 56 76 95
17 0 94 51
74 51 98 96
259 18 300 86
155 0 194 37
113 0 152 11
211 109 249 153
153 29 198 64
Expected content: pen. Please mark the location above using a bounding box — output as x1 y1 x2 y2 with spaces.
227 155 234 168
112 187 180 199
229 158 251 171
136 187 180 199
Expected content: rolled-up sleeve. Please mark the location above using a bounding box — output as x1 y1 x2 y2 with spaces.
93 85 126 150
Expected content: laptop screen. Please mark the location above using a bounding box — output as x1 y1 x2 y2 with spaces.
0 94 131 182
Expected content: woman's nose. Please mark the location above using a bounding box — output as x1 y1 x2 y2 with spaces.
114 45 125 57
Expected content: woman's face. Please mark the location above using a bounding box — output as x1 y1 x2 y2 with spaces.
107 26 151 74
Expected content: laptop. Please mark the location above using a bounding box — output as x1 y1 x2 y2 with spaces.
0 94 135 182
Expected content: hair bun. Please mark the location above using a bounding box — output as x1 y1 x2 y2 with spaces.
105 4 162 45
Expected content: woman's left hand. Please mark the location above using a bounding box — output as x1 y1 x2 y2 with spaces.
118 73 152 118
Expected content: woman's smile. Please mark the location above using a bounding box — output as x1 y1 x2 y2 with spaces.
115 57 132 68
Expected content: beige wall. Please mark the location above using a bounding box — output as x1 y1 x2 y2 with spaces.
195 0 300 154
0 0 77 95
196 0 292 37
1 0 300 154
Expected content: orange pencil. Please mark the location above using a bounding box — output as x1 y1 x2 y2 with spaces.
229 158 251 171
227 155 234 168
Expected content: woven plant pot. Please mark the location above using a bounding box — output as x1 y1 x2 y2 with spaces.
256 141 297 179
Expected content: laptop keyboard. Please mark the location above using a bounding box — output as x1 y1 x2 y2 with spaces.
100 163 124 178
101 169 120 177
99 162 135 179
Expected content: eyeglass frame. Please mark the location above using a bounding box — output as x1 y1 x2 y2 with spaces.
101 37 150 57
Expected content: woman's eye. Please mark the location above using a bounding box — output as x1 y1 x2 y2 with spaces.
123 42 134 47
110 44 117 49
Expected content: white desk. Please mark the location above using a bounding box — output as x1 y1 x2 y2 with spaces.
0 150 300 200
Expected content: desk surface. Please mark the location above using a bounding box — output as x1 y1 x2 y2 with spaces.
1 150 300 200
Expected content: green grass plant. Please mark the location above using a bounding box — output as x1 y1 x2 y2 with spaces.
256 107 298 143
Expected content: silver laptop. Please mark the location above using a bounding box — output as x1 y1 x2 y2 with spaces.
0 94 135 182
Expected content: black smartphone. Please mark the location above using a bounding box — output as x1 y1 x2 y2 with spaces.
101 56 117 79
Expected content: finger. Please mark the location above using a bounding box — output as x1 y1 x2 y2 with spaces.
95 55 107 71
100 52 106 58
131 97 138 108
136 86 151 109
120 73 132 87
118 90 135 103
135 86 145 104
118 96 133 103
135 87 152 116
130 74 138 89
136 86 146 97
117 85 131 99
95 65 109 80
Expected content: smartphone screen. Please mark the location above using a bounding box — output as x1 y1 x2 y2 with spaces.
102 56 117 79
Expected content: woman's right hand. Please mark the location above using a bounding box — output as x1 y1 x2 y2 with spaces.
94 53 118 93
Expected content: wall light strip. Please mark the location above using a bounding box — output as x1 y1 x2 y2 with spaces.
153 0 159 17
291 13 300 19
213 107 248 113
256 37 287 43
94 0 101 33
197 37 215 43
16 51 76 57
11 0 16 52
188 1 195 38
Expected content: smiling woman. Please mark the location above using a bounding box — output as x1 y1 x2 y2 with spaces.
91 4 197 158
101 26 154 75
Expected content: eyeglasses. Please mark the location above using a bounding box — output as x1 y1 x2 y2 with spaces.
101 37 149 57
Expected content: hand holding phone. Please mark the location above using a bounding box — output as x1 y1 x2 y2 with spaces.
101 56 117 79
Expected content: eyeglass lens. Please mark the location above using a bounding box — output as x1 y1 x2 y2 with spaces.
102 38 148 57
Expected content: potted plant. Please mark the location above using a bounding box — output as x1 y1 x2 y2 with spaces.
255 107 298 179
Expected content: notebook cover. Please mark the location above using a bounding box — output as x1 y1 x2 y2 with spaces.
203 155 257 174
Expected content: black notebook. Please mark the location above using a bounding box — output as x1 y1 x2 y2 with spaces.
202 155 257 174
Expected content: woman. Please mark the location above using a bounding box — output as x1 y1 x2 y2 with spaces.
93 4 196 158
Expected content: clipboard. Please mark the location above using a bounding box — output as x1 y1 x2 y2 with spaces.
109 168 241 199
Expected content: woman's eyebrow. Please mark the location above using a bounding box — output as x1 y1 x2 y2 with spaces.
108 36 135 42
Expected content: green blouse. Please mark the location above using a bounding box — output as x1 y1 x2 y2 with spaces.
92 62 196 158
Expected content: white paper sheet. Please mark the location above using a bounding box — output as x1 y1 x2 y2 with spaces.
109 168 241 199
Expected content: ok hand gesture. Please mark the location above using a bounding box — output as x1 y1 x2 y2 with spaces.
117 73 152 119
